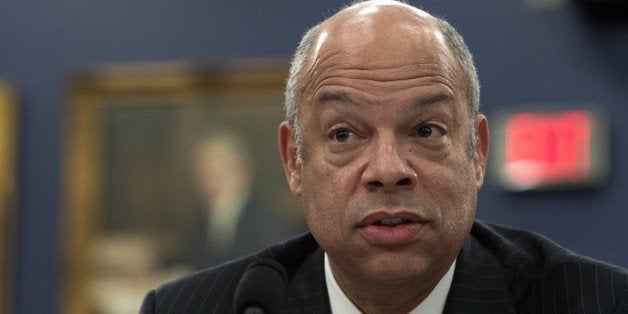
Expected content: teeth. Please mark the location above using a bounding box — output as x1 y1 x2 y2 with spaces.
379 218 404 226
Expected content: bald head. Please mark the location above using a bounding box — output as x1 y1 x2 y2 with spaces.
311 2 448 71
285 0 480 159
320 0 436 40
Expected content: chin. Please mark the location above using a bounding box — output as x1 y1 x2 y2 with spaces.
360 251 438 285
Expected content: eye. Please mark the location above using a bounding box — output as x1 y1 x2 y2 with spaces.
332 128 352 142
417 125 434 138
415 124 446 139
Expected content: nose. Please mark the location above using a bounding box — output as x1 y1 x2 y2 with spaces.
362 136 417 192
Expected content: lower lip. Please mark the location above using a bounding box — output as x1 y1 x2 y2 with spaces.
359 222 423 246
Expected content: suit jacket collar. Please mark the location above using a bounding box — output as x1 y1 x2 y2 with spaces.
443 235 517 313
280 247 330 313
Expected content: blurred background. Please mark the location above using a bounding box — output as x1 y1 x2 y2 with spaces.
1 0 627 313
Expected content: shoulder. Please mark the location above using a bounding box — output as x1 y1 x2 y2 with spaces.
140 232 320 314
466 220 628 312
469 220 588 268
469 220 627 274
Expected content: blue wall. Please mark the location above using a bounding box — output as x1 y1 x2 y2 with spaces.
1 0 626 312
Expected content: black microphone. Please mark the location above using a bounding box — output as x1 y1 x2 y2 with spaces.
233 258 289 314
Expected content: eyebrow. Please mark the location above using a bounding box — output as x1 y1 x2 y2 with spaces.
413 93 454 109
316 91 359 107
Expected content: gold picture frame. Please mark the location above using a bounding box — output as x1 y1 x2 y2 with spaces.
0 81 17 314
61 60 305 313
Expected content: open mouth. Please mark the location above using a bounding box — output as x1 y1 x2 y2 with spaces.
359 212 424 229
373 218 413 227
359 214 424 246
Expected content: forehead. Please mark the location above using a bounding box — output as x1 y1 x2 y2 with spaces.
298 2 462 106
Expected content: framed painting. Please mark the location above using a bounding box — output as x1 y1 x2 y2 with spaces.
61 60 306 313
0 81 17 314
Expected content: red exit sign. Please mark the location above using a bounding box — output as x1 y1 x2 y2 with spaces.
494 109 608 191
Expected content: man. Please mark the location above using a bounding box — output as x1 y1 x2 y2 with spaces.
141 1 628 313
177 130 302 269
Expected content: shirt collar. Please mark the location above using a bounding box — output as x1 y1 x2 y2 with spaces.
324 253 456 313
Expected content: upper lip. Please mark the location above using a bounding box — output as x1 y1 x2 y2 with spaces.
357 211 427 228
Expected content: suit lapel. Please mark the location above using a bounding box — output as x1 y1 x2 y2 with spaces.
281 248 331 313
443 234 517 313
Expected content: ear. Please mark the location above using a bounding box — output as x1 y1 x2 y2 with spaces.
278 121 302 196
473 114 490 189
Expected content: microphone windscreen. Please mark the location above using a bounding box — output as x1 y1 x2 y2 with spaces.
234 258 288 314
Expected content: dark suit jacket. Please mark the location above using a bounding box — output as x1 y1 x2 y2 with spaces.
141 220 628 313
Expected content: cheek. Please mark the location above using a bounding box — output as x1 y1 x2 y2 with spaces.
300 160 364 248
441 164 477 234
419 157 477 225
301 164 349 228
